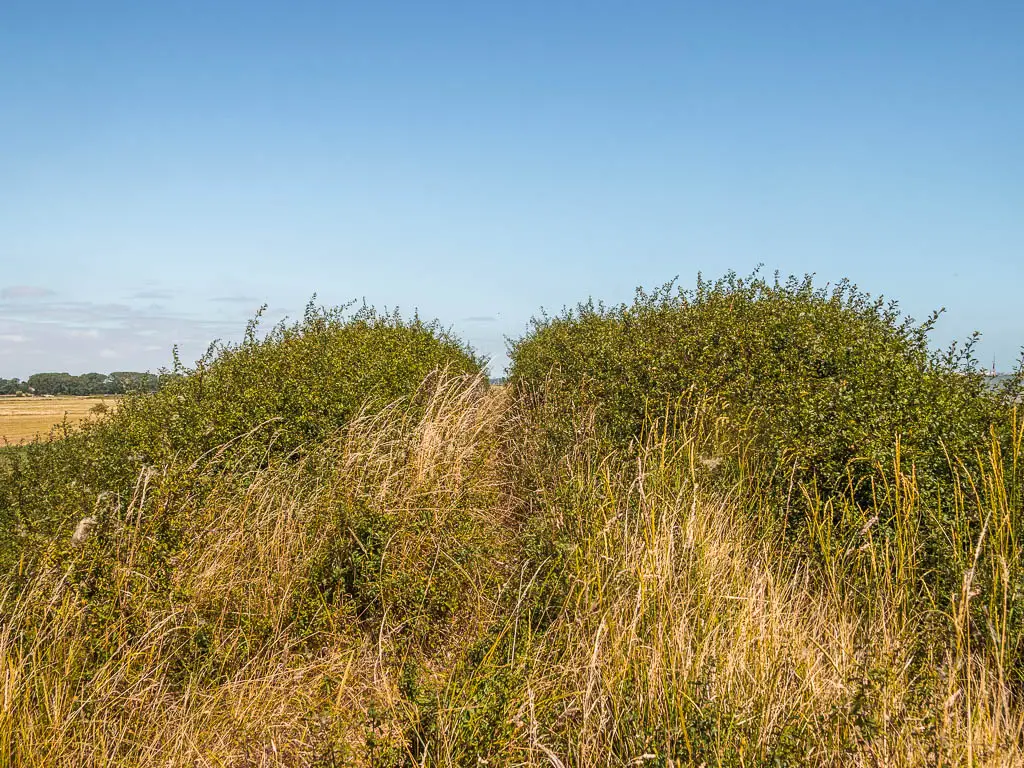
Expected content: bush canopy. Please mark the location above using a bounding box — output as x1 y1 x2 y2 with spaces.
509 271 1016 505
0 302 482 568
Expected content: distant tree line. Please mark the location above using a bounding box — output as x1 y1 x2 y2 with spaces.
0 372 169 396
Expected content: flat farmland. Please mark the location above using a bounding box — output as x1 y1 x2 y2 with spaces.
0 396 114 444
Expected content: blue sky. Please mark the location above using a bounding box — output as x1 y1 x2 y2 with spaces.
2 1 1021 376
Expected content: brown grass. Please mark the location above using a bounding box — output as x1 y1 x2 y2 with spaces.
0 396 115 443
1 377 1023 765
0 374 514 766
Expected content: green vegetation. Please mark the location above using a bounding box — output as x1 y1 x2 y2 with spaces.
0 378 25 395
510 272 1018 502
510 272 1024 685
0 302 480 569
0 371 165 396
1 278 1023 766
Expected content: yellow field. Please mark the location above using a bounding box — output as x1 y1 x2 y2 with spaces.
0 397 114 444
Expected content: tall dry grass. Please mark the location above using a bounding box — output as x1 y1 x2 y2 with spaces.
1 375 1022 766
423 403 1024 766
0 374 513 766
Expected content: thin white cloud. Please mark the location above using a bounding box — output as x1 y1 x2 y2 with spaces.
1 286 54 301
129 289 176 300
0 293 254 377
211 295 264 304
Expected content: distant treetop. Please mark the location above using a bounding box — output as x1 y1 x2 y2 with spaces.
0 371 166 396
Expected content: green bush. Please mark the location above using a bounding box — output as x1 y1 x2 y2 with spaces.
509 272 1014 509
0 302 482 568
508 272 1024 672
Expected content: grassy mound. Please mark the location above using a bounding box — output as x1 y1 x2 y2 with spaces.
0 303 482 569
509 272 1024 694
2 277 1023 765
3 374 1023 765
0 374 513 765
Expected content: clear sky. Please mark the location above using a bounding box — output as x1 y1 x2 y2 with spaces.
2 1 1021 377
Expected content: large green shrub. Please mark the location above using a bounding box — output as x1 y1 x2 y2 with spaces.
509 272 1014 506
508 272 1024 683
0 302 482 567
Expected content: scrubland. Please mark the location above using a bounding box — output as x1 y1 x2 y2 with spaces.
1 280 1022 766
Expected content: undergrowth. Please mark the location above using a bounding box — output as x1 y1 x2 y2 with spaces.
0 302 480 571
1 280 1023 766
